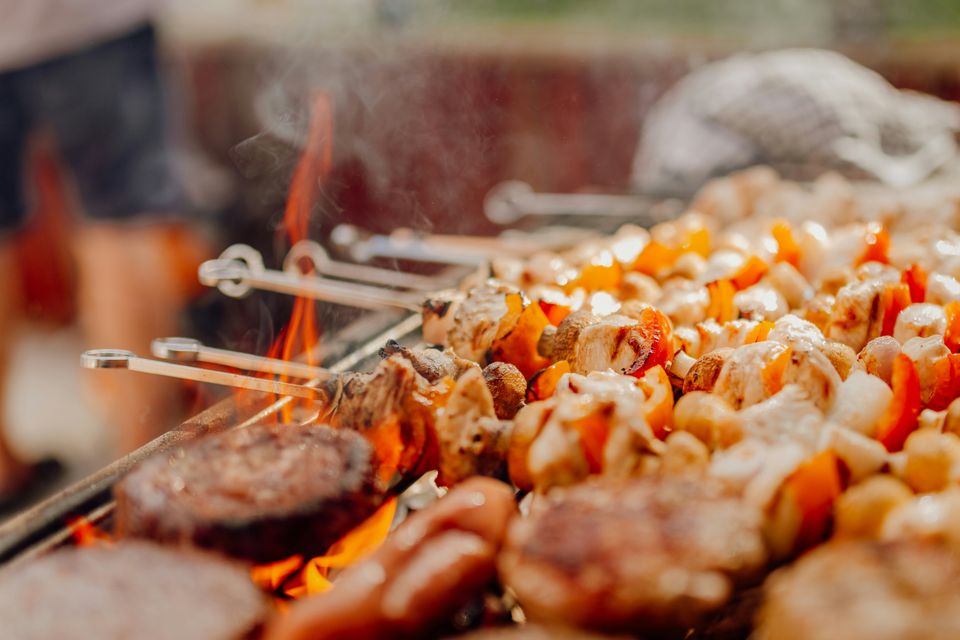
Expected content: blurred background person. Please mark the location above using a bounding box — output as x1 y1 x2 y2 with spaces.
0 1 209 504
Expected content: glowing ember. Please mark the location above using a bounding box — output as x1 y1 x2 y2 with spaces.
67 517 112 547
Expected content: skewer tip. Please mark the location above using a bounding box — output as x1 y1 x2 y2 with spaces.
81 350 135 369
151 338 202 361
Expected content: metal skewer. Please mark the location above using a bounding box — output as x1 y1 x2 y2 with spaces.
198 244 421 311
81 349 325 400
331 224 593 265
151 337 334 380
285 239 444 291
484 180 680 225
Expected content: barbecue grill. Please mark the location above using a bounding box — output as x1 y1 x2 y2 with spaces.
0 192 670 569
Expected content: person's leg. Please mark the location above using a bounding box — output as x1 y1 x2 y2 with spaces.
0 71 29 496
0 243 27 495
31 25 209 452
73 223 207 451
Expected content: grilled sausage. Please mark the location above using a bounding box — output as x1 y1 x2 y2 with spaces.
265 478 517 640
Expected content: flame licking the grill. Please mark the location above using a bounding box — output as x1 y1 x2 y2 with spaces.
249 94 402 599
251 497 398 599
68 516 113 547
263 92 334 423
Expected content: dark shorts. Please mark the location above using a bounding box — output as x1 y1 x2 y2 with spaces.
0 24 184 228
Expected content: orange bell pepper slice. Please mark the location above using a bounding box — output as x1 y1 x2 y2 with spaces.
526 360 571 402
681 226 711 258
781 450 843 551
880 283 911 338
927 353 960 411
771 220 801 267
761 346 793 395
875 353 922 452
745 320 775 344
538 299 572 326
855 221 890 266
566 261 624 294
730 255 769 290
569 409 611 474
624 306 673 377
706 279 737 323
630 240 678 277
636 365 674 439
491 300 551 378
901 263 927 303
945 301 960 353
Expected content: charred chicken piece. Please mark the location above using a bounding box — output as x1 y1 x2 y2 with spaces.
436 368 512 486
499 476 768 637
265 478 517 640
483 362 527 419
335 355 443 478
757 541 960 640
0 541 268 640
570 309 672 377
379 339 475 383
826 279 884 351
422 289 465 346
115 424 384 563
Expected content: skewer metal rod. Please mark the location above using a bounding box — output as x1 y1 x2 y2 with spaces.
286 239 443 291
150 337 335 380
484 180 663 224
197 244 421 311
81 350 324 400
332 225 591 264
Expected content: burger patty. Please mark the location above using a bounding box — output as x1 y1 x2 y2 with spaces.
0 541 267 640
498 475 768 636
115 423 385 563
757 541 960 640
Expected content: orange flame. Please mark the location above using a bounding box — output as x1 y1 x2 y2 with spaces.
241 93 333 422
67 516 113 547
251 497 398 599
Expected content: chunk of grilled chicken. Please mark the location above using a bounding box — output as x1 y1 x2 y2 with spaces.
757 541 960 640
335 355 440 478
447 280 523 363
499 475 768 637
422 289 465 346
436 368 511 487
901 335 952 406
510 372 663 492
892 303 947 345
856 335 901 385
570 311 671 377
714 341 841 411
826 279 885 351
